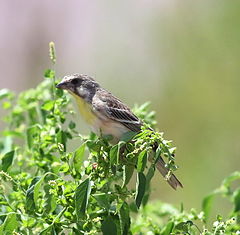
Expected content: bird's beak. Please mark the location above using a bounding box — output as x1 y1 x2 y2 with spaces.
56 81 68 90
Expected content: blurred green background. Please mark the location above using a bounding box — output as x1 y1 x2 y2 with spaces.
1 0 239 216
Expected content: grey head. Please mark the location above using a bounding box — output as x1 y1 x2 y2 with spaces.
56 74 100 102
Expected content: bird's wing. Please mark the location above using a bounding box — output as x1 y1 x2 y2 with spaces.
92 89 142 132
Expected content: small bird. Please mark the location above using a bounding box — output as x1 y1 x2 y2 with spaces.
56 74 182 189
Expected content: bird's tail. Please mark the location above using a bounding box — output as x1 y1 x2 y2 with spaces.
155 156 183 190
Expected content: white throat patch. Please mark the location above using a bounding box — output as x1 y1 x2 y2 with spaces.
76 86 88 99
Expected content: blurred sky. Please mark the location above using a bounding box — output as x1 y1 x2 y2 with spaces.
1 0 240 216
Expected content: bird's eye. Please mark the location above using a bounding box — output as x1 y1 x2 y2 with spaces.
71 78 79 85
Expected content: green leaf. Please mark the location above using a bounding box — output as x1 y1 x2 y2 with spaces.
44 69 55 79
0 89 12 100
233 188 240 212
0 212 18 234
155 146 162 162
93 193 110 210
26 176 41 213
175 222 189 232
28 107 38 125
73 143 86 173
120 131 136 142
26 173 49 212
137 150 148 172
69 121 76 129
33 175 45 208
1 150 15 172
216 214 222 221
39 225 56 235
142 165 155 206
101 216 117 235
41 100 55 111
3 130 23 138
110 141 124 165
72 227 84 235
75 178 92 219
146 165 155 185
202 172 240 220
1 136 12 154
202 193 215 221
44 184 57 214
161 221 174 235
222 171 240 187
3 101 11 109
57 130 67 152
119 202 130 235
122 164 135 187
26 124 41 149
86 139 101 154
109 144 119 165
135 172 146 209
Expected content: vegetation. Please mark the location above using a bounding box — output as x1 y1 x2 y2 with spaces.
0 43 239 234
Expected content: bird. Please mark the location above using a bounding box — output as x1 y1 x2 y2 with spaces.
56 74 182 189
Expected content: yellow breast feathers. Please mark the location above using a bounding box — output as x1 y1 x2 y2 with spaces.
71 93 96 125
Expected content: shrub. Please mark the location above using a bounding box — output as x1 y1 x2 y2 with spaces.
0 43 239 234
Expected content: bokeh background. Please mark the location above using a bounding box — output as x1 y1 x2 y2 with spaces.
1 0 240 217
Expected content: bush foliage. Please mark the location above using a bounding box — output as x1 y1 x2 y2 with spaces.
0 43 239 234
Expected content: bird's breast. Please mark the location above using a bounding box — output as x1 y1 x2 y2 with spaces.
92 113 130 143
71 93 129 143
72 93 96 125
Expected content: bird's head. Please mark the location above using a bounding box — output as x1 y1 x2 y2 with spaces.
56 74 99 102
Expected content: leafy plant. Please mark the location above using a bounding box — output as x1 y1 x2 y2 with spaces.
0 42 239 234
